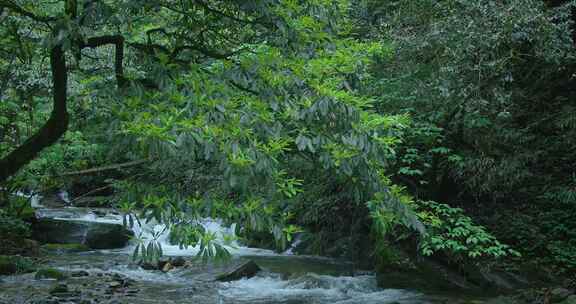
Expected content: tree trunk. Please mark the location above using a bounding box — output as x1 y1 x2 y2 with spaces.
0 45 68 184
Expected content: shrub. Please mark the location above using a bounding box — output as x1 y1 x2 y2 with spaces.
0 210 31 240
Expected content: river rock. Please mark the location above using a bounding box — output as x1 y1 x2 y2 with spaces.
142 258 186 272
216 260 261 282
171 257 186 267
70 270 90 277
32 219 133 249
49 283 69 295
109 281 122 288
139 262 159 270
461 263 530 291
161 262 174 272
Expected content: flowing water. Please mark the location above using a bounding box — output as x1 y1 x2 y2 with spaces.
0 206 488 304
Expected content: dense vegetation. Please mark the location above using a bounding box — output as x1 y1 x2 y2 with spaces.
0 0 574 280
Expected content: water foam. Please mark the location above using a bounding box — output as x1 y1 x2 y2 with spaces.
218 273 424 304
37 207 275 257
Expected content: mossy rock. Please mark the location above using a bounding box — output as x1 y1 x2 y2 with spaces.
41 243 90 253
35 268 68 280
32 219 133 249
0 255 36 275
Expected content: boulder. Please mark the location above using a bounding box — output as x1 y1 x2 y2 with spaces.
32 219 133 249
216 260 261 282
459 262 530 291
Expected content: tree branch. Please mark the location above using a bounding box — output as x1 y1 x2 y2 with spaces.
58 159 150 177
192 0 268 26
80 35 126 88
0 45 69 183
134 27 242 60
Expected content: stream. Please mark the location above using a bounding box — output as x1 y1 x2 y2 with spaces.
1 205 489 304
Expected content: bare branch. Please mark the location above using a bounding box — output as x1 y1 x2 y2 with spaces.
58 159 150 177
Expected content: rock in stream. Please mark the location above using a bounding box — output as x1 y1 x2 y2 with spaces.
32 218 133 249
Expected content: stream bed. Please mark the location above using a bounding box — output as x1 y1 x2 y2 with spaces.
1 207 489 304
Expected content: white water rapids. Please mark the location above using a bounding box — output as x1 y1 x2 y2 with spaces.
218 273 424 304
36 207 275 256
32 205 442 304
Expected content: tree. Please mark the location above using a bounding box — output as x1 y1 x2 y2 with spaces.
368 0 576 271
0 1 128 183
0 0 518 265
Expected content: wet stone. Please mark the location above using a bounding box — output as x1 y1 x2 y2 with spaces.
162 262 174 272
139 262 158 270
71 270 90 277
171 257 186 267
216 260 261 282
108 281 121 288
49 283 69 295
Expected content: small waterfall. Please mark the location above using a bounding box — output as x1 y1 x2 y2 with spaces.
283 233 303 255
15 191 44 208
36 206 274 257
125 217 275 256
57 190 70 204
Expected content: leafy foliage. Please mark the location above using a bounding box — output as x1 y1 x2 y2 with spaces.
369 0 576 271
0 209 31 240
416 201 520 261
2 0 574 275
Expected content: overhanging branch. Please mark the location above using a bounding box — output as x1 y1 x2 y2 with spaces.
0 45 69 183
58 159 150 177
80 35 126 88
